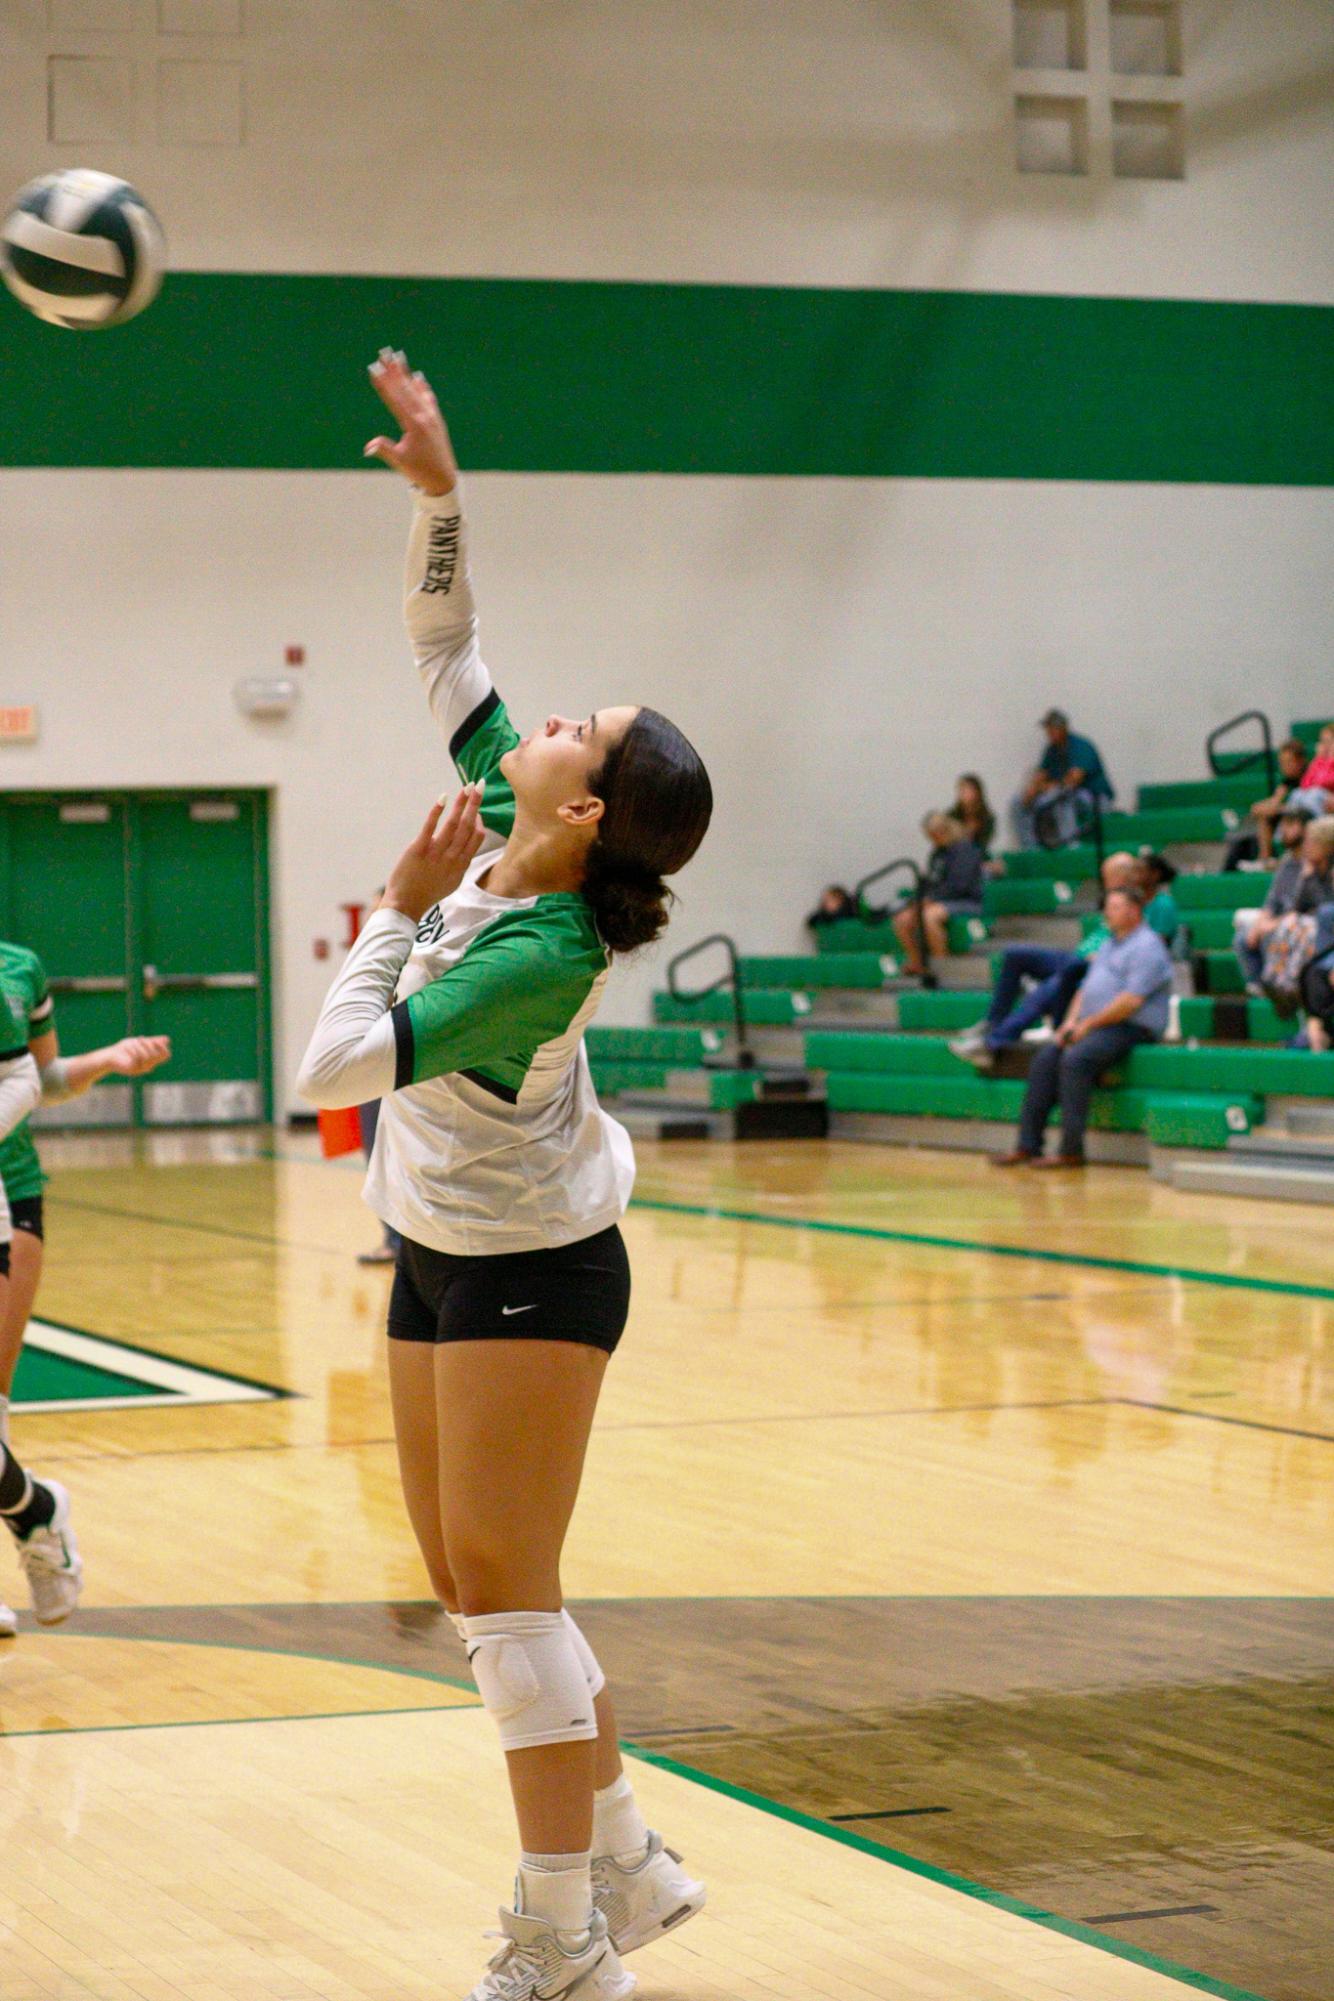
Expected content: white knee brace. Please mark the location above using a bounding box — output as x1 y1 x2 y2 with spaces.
462 1611 599 1751
562 1609 606 1700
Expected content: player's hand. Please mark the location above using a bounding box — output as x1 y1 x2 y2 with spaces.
1055 1021 1077 1046
382 787 486 924
107 1036 172 1076
364 349 459 496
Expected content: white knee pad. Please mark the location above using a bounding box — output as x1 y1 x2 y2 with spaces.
462 1611 599 1751
562 1609 606 1700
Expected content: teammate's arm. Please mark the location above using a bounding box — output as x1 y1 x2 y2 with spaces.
29 1026 171 1104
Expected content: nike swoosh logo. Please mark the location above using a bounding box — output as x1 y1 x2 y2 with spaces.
501 1304 538 1316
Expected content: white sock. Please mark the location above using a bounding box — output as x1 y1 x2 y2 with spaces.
0 1393 9 1448
517 1852 592 1935
446 1609 466 1642
593 1774 650 1865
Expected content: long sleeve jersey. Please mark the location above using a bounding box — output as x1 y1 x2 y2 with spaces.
296 490 634 1255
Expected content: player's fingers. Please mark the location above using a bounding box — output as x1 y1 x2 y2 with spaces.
368 351 416 420
416 797 446 847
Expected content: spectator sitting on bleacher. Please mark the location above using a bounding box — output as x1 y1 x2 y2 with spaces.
991 885 1173 1170
1252 816 1334 1014
1138 851 1182 948
891 812 985 978
1284 724 1334 819
952 773 996 856
1010 708 1114 850
806 884 858 932
1232 807 1322 992
1223 738 1311 870
949 851 1139 1068
1298 901 1334 1053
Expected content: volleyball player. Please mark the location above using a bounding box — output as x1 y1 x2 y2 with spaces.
0 937 169 1629
297 351 712 2001
0 1036 83 1629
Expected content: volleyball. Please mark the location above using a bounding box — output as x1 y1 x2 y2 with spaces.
1 169 165 330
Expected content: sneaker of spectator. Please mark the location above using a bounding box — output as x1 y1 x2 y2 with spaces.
1010 709 1114 851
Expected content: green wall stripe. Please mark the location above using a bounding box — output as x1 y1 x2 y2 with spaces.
2 274 1330 483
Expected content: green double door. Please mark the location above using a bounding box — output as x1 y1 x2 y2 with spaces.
0 790 271 1127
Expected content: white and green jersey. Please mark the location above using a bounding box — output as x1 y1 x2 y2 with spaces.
296 490 634 1256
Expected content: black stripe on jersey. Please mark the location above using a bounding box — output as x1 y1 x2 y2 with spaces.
449 686 502 762
0 1044 30 1063
390 1002 416 1092
31 997 54 1026
461 1067 520 1104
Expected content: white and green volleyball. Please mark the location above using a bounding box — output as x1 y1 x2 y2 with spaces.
1 169 165 330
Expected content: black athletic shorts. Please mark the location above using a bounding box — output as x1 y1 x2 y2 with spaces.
387 1223 631 1354
10 1198 43 1241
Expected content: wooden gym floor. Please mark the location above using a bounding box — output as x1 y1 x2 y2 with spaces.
1 1131 1330 2001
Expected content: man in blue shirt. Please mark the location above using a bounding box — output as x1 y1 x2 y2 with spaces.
1011 708 1115 849
993 885 1172 1168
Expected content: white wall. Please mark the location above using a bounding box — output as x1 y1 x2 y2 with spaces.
4 469 1329 1092
1 1 1332 1106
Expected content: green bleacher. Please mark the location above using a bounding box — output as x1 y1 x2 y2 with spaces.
623 717 1332 1155
803 1028 1328 1150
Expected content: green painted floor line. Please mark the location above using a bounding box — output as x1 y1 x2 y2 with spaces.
628 1746 1269 2001
630 1195 1334 1304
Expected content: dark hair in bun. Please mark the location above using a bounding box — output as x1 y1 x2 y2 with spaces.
583 708 713 953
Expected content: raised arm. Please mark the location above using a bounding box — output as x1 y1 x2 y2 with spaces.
366 350 518 788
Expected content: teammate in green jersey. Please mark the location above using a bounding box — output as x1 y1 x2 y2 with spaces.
298 352 712 2001
0 940 169 1630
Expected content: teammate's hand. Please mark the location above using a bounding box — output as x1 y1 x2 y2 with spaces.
382 787 486 924
106 1036 172 1076
364 349 459 496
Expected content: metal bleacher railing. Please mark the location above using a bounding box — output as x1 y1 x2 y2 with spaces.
1207 708 1276 795
1035 786 1106 871
853 856 934 987
666 931 756 1068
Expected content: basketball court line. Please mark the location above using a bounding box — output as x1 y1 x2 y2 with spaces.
630 1195 1334 1303
12 1621 1271 2001
16 1316 291 1414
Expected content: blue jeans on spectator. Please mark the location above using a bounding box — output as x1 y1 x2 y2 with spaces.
1233 913 1266 988
1011 784 1096 850
358 1098 402 1255
984 947 1087 1050
1017 1022 1154 1159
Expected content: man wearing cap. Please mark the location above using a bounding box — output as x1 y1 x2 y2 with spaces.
1011 710 1115 849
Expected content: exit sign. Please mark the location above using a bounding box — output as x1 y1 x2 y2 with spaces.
0 707 38 743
